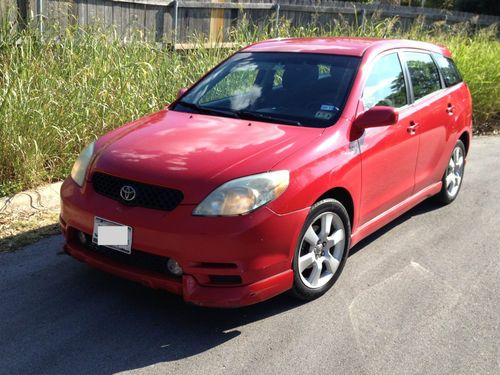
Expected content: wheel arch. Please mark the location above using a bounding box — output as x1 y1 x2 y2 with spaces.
316 187 354 228
459 131 470 156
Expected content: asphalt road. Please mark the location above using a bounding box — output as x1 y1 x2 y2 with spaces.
1 136 499 375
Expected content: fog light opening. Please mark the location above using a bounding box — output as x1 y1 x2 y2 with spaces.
167 258 183 276
78 231 87 245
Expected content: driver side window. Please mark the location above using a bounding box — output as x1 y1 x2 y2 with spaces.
363 53 407 110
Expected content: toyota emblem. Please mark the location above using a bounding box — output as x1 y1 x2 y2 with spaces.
120 185 136 201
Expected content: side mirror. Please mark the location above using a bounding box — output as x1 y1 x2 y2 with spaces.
176 87 188 100
353 106 399 129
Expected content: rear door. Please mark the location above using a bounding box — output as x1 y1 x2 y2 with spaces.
400 51 452 193
433 53 472 152
357 52 420 225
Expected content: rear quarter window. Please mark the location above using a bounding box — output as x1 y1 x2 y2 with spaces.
433 54 463 87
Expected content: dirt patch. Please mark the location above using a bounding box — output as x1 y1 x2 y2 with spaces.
0 182 62 252
0 210 60 252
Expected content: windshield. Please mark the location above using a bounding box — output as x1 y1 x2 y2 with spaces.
171 52 360 128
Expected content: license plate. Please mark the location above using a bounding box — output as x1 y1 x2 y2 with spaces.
92 217 133 254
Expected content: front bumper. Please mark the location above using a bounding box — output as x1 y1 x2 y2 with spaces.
60 178 308 307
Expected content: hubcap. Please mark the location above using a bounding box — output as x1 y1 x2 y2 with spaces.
298 212 345 289
446 146 464 198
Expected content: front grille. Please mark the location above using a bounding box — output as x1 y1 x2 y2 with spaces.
92 172 183 211
81 234 171 276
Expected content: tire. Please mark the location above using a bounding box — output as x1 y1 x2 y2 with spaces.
435 140 466 205
291 199 351 301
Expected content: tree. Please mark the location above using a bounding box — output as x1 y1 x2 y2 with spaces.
424 0 455 9
400 0 454 9
379 0 401 4
455 0 500 16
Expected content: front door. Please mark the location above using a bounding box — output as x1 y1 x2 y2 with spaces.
357 52 420 225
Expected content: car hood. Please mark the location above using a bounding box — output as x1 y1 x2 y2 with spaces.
91 109 322 204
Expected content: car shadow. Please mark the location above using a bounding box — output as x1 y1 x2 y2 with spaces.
81 272 307 364
349 198 443 257
1 242 307 373
1 198 443 374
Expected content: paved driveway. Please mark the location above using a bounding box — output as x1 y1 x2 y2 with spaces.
1 136 499 375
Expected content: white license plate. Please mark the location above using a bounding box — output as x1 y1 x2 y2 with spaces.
92 217 133 254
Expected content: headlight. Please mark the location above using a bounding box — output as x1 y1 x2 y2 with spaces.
70 142 95 186
193 170 289 216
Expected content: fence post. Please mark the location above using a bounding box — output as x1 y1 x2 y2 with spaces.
274 2 280 36
172 0 178 46
209 0 224 43
36 0 43 34
361 8 366 32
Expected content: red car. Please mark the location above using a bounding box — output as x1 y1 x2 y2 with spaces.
60 37 472 307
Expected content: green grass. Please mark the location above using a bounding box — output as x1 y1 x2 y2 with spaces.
0 14 499 196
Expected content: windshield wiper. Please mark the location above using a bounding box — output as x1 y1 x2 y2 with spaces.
176 100 239 119
236 110 302 126
177 101 302 126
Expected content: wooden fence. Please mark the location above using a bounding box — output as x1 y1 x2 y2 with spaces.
2 0 499 46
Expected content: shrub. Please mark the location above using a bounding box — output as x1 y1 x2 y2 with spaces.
0 16 498 195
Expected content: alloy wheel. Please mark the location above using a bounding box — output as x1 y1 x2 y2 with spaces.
446 145 464 198
297 212 345 289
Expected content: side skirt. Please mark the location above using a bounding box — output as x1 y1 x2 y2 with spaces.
350 182 442 248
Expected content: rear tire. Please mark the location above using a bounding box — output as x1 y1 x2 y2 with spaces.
291 199 351 301
435 140 466 205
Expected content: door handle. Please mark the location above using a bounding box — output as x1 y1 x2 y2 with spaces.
407 121 419 135
446 103 455 115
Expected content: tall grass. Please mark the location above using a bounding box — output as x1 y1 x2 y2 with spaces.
0 15 499 196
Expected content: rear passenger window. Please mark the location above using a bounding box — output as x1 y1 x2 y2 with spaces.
433 54 462 87
403 52 441 100
363 53 407 109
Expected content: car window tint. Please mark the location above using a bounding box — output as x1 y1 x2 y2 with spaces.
403 52 441 100
363 53 407 109
433 54 462 87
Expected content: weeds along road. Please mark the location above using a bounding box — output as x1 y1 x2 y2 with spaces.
1 136 499 375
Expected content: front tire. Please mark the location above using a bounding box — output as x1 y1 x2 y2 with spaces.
435 140 466 205
291 199 351 301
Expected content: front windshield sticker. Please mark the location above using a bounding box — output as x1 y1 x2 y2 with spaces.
320 104 338 112
315 111 333 120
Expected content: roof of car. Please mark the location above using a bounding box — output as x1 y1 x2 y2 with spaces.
241 37 451 58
